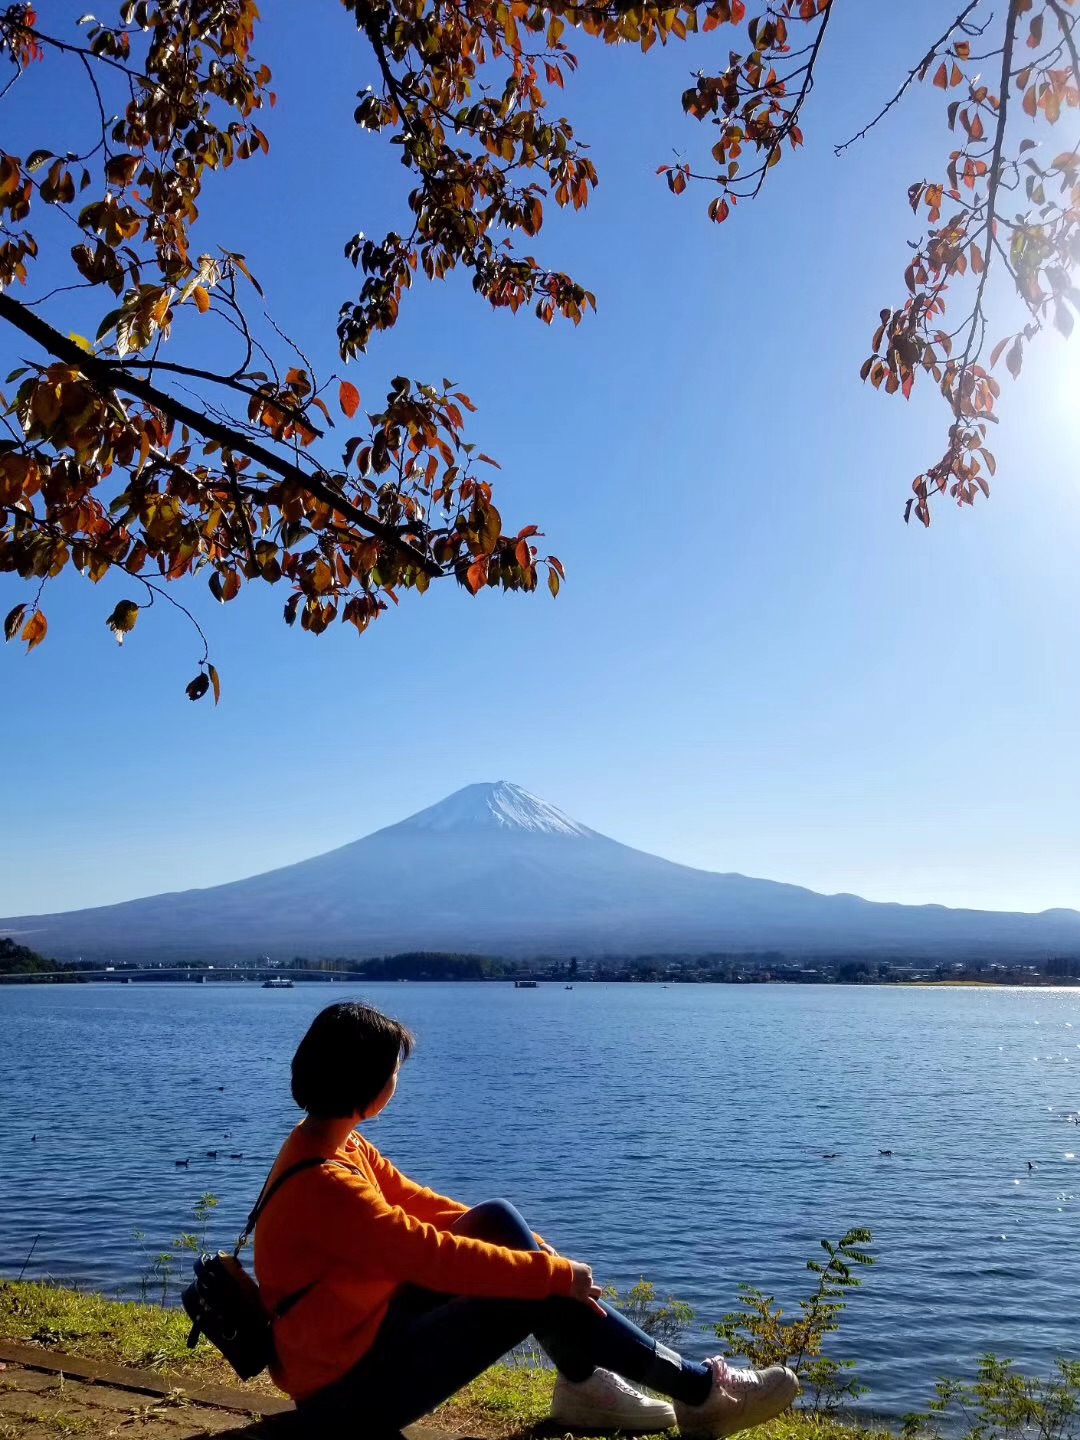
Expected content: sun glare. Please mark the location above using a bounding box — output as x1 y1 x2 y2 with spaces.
1050 334 1080 428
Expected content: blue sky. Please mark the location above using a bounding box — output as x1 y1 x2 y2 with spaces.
2 1 1079 919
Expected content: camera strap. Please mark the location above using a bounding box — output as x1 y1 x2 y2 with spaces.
235 1155 366 1256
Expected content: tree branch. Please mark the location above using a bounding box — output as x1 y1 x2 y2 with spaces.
118 355 326 439
1046 0 1080 93
954 0 1020 406
0 291 441 577
749 1 834 197
835 1 983 156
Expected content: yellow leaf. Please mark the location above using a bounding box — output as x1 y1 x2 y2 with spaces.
68 333 92 352
105 599 139 644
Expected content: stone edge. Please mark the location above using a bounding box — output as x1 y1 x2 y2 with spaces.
0 1340 292 1416
0 1340 457 1438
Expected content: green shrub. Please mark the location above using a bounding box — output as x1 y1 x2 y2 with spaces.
904 1354 1080 1440
603 1278 696 1347
711 1226 875 1411
134 1192 220 1306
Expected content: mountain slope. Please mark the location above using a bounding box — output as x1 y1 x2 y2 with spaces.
3 781 1080 962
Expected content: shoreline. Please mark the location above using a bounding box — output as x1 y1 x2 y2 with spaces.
2 973 1077 988
0 1280 892 1440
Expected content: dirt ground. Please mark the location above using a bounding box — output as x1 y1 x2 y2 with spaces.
0 1344 452 1440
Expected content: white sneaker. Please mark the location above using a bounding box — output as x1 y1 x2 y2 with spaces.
551 1368 678 1432
673 1358 799 1440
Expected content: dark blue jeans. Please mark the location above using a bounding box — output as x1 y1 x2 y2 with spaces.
298 1199 711 1431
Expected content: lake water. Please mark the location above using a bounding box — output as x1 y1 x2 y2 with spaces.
1 981 1078 1415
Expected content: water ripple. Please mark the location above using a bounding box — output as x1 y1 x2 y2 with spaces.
2 982 1079 1414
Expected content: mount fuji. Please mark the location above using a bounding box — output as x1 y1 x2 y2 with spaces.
5 780 1080 963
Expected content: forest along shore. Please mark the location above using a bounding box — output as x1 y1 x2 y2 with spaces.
3 938 1079 987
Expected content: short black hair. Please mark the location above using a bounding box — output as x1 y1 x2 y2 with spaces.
291 1002 414 1119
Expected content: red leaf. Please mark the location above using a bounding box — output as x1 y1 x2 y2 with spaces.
339 380 361 419
465 557 488 593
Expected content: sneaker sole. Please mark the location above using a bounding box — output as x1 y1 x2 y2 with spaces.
550 1404 678 1433
677 1378 799 1440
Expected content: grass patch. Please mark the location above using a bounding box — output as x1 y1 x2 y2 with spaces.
0 1282 892 1440
0 1280 277 1396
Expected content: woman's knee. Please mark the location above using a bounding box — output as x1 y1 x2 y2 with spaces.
454 1198 537 1249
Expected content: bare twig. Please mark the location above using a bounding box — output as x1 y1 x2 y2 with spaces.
835 1 983 155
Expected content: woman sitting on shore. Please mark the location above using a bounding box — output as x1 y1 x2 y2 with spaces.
254 1001 799 1435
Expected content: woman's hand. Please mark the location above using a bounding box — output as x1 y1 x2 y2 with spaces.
568 1261 605 1316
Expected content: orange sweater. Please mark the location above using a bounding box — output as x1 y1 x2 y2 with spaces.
253 1126 576 1400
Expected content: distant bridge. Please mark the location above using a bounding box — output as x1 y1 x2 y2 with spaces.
0 966 367 984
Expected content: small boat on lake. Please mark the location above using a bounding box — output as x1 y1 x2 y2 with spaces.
262 977 294 989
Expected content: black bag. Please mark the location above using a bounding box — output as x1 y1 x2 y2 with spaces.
181 1155 347 1380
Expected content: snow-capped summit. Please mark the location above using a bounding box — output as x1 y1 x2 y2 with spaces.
7 780 1080 964
393 781 596 838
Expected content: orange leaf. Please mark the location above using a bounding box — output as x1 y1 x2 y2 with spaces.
466 557 488 593
193 286 210 313
989 336 1011 368
339 380 361 419
21 609 47 652
207 662 221 705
